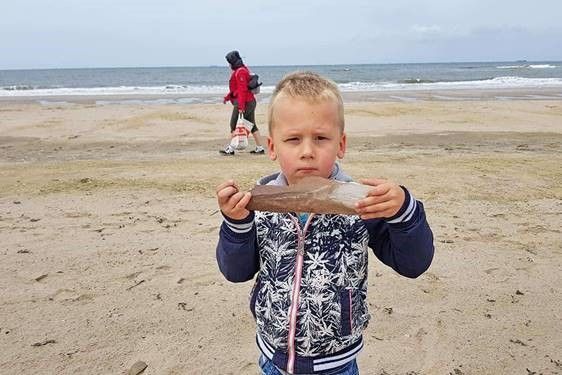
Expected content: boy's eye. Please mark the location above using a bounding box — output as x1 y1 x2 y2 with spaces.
285 137 299 142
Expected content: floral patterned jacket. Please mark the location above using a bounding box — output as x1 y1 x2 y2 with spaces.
216 165 434 374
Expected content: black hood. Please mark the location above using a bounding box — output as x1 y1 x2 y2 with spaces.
225 50 244 69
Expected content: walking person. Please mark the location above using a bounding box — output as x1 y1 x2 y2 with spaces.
220 50 265 155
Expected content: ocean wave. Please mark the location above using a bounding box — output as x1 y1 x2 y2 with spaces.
338 77 562 91
528 64 557 69
0 84 263 97
400 78 436 84
2 77 562 97
496 65 526 69
2 85 38 91
497 64 557 69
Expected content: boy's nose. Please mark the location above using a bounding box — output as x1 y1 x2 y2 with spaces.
300 140 314 159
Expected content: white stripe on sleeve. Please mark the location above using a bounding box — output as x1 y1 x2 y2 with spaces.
224 218 253 233
386 192 417 224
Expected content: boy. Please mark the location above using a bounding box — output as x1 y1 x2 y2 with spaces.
216 72 434 375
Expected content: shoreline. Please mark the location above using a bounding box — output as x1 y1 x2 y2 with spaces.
0 87 561 105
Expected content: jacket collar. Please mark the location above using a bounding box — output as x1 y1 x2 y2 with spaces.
257 163 352 186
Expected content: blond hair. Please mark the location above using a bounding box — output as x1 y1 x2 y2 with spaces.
268 71 344 134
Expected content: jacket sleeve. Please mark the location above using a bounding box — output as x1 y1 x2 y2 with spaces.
216 211 259 282
234 68 250 112
364 187 434 278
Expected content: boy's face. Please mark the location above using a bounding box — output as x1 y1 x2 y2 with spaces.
267 95 346 185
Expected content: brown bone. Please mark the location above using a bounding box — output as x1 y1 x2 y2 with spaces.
247 176 370 215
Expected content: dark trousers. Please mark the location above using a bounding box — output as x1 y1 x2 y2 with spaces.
230 99 258 133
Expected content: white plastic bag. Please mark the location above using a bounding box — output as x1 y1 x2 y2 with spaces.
230 115 253 150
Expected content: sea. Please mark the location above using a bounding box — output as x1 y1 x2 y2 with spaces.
1 61 561 104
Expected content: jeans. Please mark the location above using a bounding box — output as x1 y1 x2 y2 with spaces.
258 355 359 375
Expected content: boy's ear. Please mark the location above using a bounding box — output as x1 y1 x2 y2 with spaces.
267 137 277 160
337 132 347 159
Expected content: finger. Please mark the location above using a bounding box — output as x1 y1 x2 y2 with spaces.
217 186 239 205
216 180 236 194
365 183 391 197
359 178 387 187
229 190 246 202
234 192 252 211
217 185 237 199
356 200 396 215
225 191 247 210
221 181 241 194
355 194 388 208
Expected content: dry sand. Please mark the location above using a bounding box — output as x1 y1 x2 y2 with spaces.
0 95 561 374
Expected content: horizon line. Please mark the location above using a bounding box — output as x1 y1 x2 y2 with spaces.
1 59 560 72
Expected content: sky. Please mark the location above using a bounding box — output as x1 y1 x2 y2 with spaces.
1 0 561 69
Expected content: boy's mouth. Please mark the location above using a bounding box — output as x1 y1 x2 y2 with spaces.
296 167 317 173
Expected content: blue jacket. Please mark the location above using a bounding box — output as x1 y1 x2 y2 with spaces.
216 165 434 374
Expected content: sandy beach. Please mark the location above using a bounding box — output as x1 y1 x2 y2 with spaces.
1 93 561 374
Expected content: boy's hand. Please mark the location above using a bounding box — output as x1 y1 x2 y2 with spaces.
216 180 252 220
355 178 405 220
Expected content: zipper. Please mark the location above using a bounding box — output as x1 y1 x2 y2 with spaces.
286 213 314 374
348 289 353 333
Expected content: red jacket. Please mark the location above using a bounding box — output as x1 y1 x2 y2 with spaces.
224 65 255 112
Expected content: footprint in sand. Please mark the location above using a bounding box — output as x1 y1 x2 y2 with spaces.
50 288 94 303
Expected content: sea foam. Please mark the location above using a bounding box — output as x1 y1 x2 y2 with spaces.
1 78 562 98
497 64 557 69
338 77 562 91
